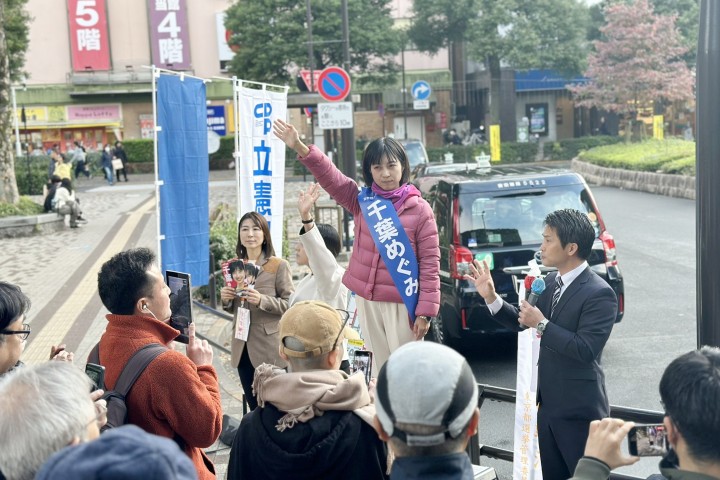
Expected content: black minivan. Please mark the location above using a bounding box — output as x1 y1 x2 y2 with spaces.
418 164 625 347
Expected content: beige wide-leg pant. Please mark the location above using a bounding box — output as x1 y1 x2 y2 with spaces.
356 297 417 376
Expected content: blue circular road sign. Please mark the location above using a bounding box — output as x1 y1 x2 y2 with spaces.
411 81 431 100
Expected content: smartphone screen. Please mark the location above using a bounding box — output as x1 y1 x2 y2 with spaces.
628 424 668 456
166 271 193 344
85 363 105 392
168 316 191 344
352 351 373 385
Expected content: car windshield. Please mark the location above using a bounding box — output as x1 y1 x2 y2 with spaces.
458 185 600 248
403 142 427 169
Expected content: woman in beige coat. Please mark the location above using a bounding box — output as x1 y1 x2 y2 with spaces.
221 212 294 410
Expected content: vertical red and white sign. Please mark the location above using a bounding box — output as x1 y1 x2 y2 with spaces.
148 0 191 70
67 0 111 71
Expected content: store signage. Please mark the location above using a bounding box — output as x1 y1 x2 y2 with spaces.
206 105 227 136
148 0 191 70
67 104 121 121
67 0 111 71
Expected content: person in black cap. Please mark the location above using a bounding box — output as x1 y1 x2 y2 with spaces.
374 341 480 480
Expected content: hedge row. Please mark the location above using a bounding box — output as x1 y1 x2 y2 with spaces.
659 156 695 176
122 137 238 165
0 196 44 218
14 156 52 196
578 139 695 172
546 136 624 160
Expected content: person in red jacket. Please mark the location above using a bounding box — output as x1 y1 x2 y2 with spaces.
274 119 440 375
95 248 222 480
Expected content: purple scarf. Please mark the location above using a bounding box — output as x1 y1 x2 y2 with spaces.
371 182 420 208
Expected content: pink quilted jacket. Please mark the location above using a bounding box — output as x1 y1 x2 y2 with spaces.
298 145 440 318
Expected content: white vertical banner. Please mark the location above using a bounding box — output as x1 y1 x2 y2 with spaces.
514 284 543 480
235 81 288 255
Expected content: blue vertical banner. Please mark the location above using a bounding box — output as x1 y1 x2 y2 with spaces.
157 74 209 286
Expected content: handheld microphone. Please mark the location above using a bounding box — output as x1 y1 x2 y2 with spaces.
527 278 546 307
524 276 536 301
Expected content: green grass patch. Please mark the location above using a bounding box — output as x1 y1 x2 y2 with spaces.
578 139 695 172
660 156 695 176
0 196 44 218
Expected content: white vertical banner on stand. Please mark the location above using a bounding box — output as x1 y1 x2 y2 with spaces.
235 81 288 254
514 282 543 480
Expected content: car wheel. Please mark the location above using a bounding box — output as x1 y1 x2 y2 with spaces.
429 312 455 347
429 314 445 345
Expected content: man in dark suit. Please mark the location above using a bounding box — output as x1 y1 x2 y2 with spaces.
467 208 618 479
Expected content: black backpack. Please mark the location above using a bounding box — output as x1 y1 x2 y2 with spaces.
87 343 166 431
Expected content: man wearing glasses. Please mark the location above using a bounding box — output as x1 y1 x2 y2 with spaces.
0 281 34 377
227 300 389 480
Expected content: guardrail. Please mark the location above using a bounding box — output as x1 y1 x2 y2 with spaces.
470 384 664 480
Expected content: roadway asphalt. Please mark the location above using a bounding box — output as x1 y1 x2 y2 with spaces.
1 169 327 478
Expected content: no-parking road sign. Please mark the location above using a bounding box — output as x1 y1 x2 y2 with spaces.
317 66 352 102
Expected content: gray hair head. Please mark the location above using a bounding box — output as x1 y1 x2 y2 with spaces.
0 362 95 480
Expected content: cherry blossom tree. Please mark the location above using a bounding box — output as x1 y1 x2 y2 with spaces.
570 0 693 128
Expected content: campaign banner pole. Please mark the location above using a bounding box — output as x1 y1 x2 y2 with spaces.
234 79 289 254
513 269 543 480
151 65 162 267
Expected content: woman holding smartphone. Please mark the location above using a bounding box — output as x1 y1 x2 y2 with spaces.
220 212 294 410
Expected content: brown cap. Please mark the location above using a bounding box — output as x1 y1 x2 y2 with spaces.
279 301 344 358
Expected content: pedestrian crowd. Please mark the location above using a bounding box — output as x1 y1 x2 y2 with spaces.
1 126 719 480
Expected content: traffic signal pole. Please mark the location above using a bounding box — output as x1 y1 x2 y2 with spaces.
340 0 356 250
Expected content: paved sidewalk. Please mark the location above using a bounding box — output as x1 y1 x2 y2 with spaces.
1 168 346 478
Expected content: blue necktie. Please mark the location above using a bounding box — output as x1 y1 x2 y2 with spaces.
550 276 563 318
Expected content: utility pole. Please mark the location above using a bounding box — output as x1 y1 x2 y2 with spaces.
306 0 315 149
696 0 720 347
340 0 356 250
401 45 408 139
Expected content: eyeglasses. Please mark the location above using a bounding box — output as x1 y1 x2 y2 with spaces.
0 323 31 341
330 309 351 352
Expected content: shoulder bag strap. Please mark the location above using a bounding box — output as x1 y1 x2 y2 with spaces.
114 343 167 397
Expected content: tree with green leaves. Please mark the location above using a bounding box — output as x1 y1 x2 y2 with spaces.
0 0 30 204
407 0 590 125
570 0 693 133
650 0 698 67
224 0 403 87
